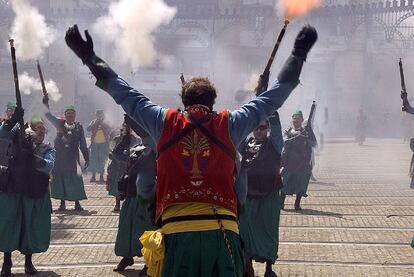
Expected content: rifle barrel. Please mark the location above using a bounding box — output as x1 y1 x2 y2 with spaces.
264 20 289 74
37 60 48 96
8 39 24 135
307 101 317 128
399 58 406 92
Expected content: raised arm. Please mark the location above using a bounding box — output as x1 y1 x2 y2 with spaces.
45 112 63 130
229 25 317 147
65 25 165 142
268 112 284 153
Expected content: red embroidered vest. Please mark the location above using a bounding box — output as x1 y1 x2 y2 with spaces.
156 106 237 220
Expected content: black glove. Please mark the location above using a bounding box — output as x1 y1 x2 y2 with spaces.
42 94 50 109
401 90 409 108
65 25 116 80
254 71 270 96
65 24 95 64
292 25 318 61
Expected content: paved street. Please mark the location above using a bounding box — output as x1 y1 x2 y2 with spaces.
1 138 414 276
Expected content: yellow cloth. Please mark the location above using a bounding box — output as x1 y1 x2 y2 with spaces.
139 203 239 277
93 130 106 143
140 231 164 277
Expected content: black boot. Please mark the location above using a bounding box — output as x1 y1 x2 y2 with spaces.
58 200 66 211
113 257 134 272
280 193 286 210
24 254 38 275
113 198 120 212
294 195 302 211
264 261 277 277
1 252 12 277
139 265 148 276
244 257 254 277
90 173 96 182
74 201 84 211
99 173 105 183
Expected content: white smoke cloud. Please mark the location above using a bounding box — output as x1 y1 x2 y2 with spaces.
9 0 56 61
93 0 176 71
18 72 62 102
244 73 260 92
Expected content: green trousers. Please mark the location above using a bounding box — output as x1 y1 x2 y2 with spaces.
115 197 155 258
108 172 121 197
239 192 281 263
89 142 109 174
162 230 245 277
281 171 311 197
51 173 87 201
0 192 51 254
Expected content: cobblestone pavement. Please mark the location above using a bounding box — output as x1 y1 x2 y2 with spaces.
1 138 414 276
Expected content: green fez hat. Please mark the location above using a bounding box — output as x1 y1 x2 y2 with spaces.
65 105 76 112
292 110 303 117
7 101 17 109
30 115 44 127
96 109 104 115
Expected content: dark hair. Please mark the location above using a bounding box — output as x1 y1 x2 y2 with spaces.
180 77 217 110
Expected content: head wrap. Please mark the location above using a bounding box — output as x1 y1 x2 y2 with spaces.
6 101 17 109
65 105 76 112
292 110 303 117
30 115 44 127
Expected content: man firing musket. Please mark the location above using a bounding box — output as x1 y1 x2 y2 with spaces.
0 39 56 277
65 20 317 276
399 59 414 249
280 101 317 211
39 59 90 212
238 20 295 277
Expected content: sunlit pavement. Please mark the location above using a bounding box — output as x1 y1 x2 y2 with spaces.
1 138 414 276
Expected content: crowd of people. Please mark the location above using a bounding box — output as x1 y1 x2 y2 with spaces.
0 22 412 277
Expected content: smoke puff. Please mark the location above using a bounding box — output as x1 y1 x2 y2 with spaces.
244 73 260 91
9 0 56 61
93 0 176 70
276 0 321 21
18 72 62 102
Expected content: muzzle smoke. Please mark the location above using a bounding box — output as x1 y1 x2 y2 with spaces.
93 0 176 71
276 0 321 21
19 72 62 102
9 0 56 61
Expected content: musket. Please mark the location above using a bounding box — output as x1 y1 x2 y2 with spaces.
255 20 290 94
264 20 290 75
307 101 317 129
399 58 406 94
37 60 48 98
8 39 24 137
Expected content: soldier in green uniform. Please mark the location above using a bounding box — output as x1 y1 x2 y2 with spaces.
0 112 55 276
44 103 89 211
87 110 111 183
